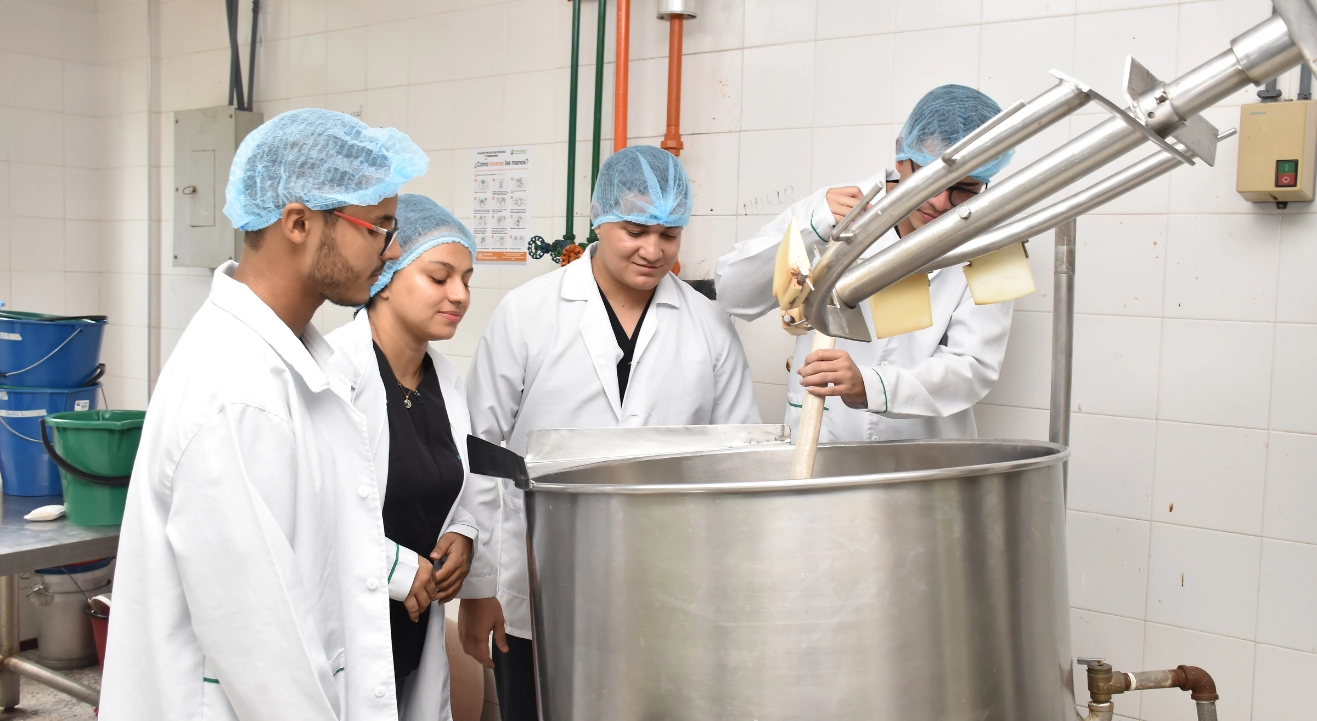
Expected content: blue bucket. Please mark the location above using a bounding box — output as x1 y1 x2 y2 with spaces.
0 311 107 389
0 385 101 496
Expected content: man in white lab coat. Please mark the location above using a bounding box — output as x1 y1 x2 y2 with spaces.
99 109 430 721
716 84 1016 443
460 145 760 721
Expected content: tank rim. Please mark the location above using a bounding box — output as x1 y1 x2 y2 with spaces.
527 438 1070 495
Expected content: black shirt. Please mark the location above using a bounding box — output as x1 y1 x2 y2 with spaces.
373 343 464 687
598 285 653 402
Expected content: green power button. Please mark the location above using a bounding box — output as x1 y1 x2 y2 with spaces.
1278 159 1298 174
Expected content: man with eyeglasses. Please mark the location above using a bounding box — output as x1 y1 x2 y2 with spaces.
100 108 430 721
715 85 1016 444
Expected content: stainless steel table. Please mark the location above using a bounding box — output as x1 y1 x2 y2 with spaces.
0 494 119 708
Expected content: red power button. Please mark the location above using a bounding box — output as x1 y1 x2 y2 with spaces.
1276 159 1299 188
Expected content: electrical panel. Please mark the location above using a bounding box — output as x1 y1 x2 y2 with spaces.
1236 100 1317 204
173 106 263 268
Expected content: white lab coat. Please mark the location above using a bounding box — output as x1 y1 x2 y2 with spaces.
466 245 761 638
325 310 502 721
715 171 1013 443
100 263 397 721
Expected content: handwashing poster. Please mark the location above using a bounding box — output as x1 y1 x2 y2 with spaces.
471 147 532 264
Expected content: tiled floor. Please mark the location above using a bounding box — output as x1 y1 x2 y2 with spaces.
2 651 99 720
0 651 496 721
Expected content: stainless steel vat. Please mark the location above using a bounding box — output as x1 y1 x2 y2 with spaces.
525 438 1073 721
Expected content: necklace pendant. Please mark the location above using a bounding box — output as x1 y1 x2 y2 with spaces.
403 398 412 409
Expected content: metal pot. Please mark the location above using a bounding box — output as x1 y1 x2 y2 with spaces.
524 437 1073 721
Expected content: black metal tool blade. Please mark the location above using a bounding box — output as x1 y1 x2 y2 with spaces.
466 435 531 490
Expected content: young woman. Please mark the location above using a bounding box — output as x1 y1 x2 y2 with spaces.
327 194 499 721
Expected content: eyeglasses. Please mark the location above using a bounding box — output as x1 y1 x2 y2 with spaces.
330 210 400 257
908 161 984 207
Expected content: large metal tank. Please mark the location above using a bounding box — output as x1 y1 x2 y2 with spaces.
524 436 1074 721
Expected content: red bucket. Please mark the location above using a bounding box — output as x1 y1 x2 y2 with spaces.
85 595 110 669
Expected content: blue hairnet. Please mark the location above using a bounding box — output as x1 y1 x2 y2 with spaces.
224 108 430 232
590 145 691 229
895 85 1014 183
369 194 476 298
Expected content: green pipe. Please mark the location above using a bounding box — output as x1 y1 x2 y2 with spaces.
563 0 583 244
586 0 607 245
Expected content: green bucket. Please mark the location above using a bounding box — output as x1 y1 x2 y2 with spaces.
39 410 144 526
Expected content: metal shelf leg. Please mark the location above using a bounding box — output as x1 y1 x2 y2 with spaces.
0 574 20 708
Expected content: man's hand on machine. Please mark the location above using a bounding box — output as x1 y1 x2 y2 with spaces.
825 186 865 223
459 597 510 669
798 349 868 407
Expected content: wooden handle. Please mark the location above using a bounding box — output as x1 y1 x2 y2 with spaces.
790 332 836 479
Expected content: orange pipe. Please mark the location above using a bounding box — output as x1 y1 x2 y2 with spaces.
613 0 630 152
661 16 684 156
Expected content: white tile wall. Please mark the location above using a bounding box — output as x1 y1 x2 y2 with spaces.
1254 539 1317 654
1068 510 1151 619
1145 523 1261 640
0 0 148 405
1067 413 1156 520
815 35 894 127
1163 214 1280 322
1071 314 1162 418
810 124 891 190
741 42 815 131
736 129 812 216
983 0 1076 23
1261 431 1317 546
1157 319 1273 429
1073 215 1166 317
891 26 980 122
1268 323 1317 434
1252 644 1317 721
1150 421 1267 535
1072 5 1180 108
0 1 1293 714
744 0 817 48
894 0 982 32
983 309 1052 408
1276 213 1317 324
979 15 1075 108
972 403 1049 440
816 0 895 40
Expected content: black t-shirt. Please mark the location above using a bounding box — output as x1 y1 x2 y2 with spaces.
598 285 653 402
373 343 464 686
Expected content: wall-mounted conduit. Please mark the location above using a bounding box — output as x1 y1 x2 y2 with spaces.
658 0 696 156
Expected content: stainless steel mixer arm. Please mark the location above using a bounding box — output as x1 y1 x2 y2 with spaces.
827 14 1302 315
919 128 1238 274
801 81 1091 337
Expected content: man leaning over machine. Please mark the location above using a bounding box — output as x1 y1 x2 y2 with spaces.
716 84 1017 443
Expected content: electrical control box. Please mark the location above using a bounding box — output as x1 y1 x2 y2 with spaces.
173 106 263 268
1236 100 1317 204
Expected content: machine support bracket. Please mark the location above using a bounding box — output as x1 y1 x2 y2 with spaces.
1050 69 1196 166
